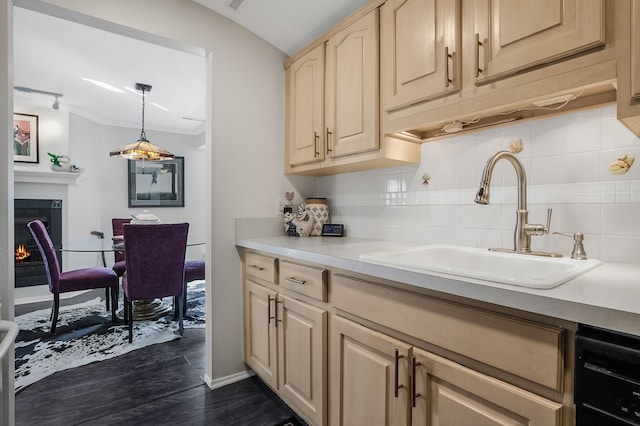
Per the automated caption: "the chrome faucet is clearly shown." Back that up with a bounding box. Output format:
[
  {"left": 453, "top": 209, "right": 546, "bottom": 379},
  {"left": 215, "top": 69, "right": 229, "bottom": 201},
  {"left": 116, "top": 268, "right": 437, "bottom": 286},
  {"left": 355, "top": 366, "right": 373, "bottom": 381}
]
[{"left": 475, "top": 150, "right": 561, "bottom": 257}]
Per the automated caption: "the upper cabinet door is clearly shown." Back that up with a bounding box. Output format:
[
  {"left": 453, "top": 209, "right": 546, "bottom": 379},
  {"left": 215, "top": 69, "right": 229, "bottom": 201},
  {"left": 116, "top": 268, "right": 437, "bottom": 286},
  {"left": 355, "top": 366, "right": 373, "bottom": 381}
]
[
  {"left": 325, "top": 10, "right": 380, "bottom": 159},
  {"left": 474, "top": 0, "right": 605, "bottom": 84},
  {"left": 288, "top": 44, "right": 325, "bottom": 166},
  {"left": 381, "top": 0, "right": 461, "bottom": 113}
]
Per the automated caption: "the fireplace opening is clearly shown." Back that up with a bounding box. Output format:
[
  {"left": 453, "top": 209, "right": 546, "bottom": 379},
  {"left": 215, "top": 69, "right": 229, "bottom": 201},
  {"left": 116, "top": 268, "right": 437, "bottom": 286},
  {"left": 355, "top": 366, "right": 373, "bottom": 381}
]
[{"left": 14, "top": 199, "right": 62, "bottom": 288}]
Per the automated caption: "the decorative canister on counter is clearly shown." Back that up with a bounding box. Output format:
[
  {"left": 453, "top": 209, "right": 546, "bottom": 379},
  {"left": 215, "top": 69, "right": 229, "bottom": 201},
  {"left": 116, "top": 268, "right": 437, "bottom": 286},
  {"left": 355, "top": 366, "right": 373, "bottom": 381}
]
[{"left": 306, "top": 198, "right": 329, "bottom": 236}]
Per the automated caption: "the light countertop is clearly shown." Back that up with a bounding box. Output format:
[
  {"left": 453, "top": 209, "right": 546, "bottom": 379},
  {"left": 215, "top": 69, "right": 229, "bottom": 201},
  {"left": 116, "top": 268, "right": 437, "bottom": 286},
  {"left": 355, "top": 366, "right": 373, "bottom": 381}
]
[{"left": 236, "top": 233, "right": 640, "bottom": 337}]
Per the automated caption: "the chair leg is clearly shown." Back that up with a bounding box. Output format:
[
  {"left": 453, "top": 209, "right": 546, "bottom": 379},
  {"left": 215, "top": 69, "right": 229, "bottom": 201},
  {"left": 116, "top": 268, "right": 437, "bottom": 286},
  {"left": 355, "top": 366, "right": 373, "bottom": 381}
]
[
  {"left": 174, "top": 280, "right": 188, "bottom": 319},
  {"left": 183, "top": 280, "right": 188, "bottom": 316},
  {"left": 50, "top": 293, "right": 60, "bottom": 335},
  {"left": 110, "top": 284, "right": 118, "bottom": 322},
  {"left": 105, "top": 288, "right": 110, "bottom": 311},
  {"left": 127, "top": 299, "right": 134, "bottom": 343},
  {"left": 178, "top": 293, "right": 184, "bottom": 337},
  {"left": 123, "top": 294, "right": 129, "bottom": 323}
]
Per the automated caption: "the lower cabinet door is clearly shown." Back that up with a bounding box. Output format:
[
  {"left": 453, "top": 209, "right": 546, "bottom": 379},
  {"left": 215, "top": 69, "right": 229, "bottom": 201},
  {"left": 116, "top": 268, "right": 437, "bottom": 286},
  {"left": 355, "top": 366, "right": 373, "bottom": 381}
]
[
  {"left": 277, "top": 294, "right": 327, "bottom": 425},
  {"left": 411, "top": 347, "right": 562, "bottom": 426},
  {"left": 244, "top": 280, "right": 278, "bottom": 388},
  {"left": 331, "top": 316, "right": 411, "bottom": 426}
]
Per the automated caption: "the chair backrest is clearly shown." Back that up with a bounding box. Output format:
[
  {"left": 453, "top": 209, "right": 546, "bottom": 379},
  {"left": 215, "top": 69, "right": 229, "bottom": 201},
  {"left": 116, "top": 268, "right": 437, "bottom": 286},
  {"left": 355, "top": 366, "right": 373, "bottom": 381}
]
[
  {"left": 27, "top": 219, "right": 61, "bottom": 293},
  {"left": 123, "top": 223, "right": 189, "bottom": 301},
  {"left": 112, "top": 218, "right": 132, "bottom": 263}
]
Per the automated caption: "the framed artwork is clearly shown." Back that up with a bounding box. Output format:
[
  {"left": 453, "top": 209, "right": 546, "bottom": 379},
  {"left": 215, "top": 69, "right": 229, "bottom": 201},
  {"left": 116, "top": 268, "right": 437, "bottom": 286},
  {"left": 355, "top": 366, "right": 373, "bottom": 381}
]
[
  {"left": 128, "top": 157, "right": 184, "bottom": 207},
  {"left": 13, "top": 113, "right": 39, "bottom": 163}
]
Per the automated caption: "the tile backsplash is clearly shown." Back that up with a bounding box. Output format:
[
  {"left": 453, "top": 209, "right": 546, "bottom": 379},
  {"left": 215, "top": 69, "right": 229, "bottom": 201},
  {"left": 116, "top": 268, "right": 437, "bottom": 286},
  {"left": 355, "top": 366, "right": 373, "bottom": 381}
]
[{"left": 316, "top": 104, "right": 640, "bottom": 265}]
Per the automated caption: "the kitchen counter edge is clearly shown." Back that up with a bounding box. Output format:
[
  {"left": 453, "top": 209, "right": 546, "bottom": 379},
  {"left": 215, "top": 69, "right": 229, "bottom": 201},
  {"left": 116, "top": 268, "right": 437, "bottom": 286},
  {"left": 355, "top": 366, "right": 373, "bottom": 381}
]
[{"left": 236, "top": 236, "right": 640, "bottom": 336}]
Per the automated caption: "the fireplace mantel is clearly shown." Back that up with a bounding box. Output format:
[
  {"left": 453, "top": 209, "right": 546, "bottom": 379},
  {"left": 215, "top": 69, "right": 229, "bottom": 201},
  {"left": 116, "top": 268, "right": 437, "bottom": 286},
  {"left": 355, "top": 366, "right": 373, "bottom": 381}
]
[{"left": 14, "top": 167, "right": 83, "bottom": 185}]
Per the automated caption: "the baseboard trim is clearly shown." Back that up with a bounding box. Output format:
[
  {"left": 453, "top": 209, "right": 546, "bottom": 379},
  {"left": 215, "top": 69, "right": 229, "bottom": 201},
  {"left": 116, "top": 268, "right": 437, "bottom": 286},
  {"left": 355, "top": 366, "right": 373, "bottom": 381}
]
[{"left": 204, "top": 369, "right": 255, "bottom": 390}]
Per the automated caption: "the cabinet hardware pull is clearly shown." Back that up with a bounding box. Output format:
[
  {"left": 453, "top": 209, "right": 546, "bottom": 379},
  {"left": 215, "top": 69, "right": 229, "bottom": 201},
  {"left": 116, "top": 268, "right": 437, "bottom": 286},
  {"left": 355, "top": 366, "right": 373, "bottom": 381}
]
[
  {"left": 444, "top": 47, "right": 453, "bottom": 88},
  {"left": 394, "top": 349, "right": 405, "bottom": 398},
  {"left": 326, "top": 128, "right": 333, "bottom": 155},
  {"left": 313, "top": 131, "right": 320, "bottom": 157},
  {"left": 284, "top": 276, "right": 306, "bottom": 285},
  {"left": 474, "top": 33, "right": 484, "bottom": 77},
  {"left": 411, "top": 357, "right": 422, "bottom": 407},
  {"left": 267, "top": 295, "right": 276, "bottom": 325},
  {"left": 276, "top": 300, "right": 283, "bottom": 326},
  {"left": 248, "top": 264, "right": 264, "bottom": 271}
]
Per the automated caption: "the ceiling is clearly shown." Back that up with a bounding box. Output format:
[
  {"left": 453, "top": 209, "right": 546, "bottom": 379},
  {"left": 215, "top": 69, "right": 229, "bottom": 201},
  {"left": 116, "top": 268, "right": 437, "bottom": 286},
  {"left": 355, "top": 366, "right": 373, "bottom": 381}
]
[{"left": 12, "top": 0, "right": 368, "bottom": 135}]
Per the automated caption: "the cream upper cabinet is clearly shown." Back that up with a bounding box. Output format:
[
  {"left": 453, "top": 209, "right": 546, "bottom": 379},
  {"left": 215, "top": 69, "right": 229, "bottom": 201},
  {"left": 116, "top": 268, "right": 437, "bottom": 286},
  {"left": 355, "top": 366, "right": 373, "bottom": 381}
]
[
  {"left": 325, "top": 9, "right": 380, "bottom": 158},
  {"left": 277, "top": 294, "right": 327, "bottom": 426},
  {"left": 411, "top": 348, "right": 562, "bottom": 426},
  {"left": 287, "top": 44, "right": 325, "bottom": 166},
  {"left": 331, "top": 316, "right": 411, "bottom": 426},
  {"left": 473, "top": 0, "right": 605, "bottom": 84},
  {"left": 381, "top": 0, "right": 461, "bottom": 112},
  {"left": 285, "top": 8, "right": 420, "bottom": 176}
]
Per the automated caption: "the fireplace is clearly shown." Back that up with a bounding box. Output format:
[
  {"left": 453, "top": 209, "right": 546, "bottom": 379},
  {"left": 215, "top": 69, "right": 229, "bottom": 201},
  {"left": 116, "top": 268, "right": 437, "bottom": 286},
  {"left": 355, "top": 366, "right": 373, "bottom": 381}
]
[{"left": 14, "top": 199, "right": 62, "bottom": 287}]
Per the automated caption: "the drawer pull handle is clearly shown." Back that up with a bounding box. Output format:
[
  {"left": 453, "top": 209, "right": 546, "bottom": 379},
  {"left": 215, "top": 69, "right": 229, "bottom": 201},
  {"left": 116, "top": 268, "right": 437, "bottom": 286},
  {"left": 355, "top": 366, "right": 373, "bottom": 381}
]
[
  {"left": 314, "top": 131, "right": 320, "bottom": 157},
  {"left": 394, "top": 349, "right": 404, "bottom": 398},
  {"left": 284, "top": 276, "right": 306, "bottom": 285},
  {"left": 412, "top": 357, "right": 422, "bottom": 407},
  {"left": 248, "top": 264, "right": 264, "bottom": 271}
]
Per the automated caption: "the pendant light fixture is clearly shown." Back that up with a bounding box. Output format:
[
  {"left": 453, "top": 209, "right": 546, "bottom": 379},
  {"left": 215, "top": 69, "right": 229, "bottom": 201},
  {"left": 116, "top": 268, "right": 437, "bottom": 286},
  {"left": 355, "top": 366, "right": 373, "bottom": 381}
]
[{"left": 109, "top": 83, "right": 175, "bottom": 161}]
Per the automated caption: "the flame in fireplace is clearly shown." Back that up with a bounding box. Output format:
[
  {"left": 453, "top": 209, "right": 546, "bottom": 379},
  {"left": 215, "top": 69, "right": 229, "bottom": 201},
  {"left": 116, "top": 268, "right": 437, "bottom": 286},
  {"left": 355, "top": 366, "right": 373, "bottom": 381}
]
[{"left": 15, "top": 244, "right": 31, "bottom": 263}]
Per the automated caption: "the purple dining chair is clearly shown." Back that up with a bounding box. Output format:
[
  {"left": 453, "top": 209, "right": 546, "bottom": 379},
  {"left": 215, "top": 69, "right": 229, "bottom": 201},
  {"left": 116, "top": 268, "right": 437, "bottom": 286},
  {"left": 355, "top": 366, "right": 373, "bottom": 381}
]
[
  {"left": 111, "top": 217, "right": 131, "bottom": 279},
  {"left": 175, "top": 259, "right": 205, "bottom": 317},
  {"left": 122, "top": 223, "right": 189, "bottom": 343},
  {"left": 27, "top": 219, "right": 119, "bottom": 335}
]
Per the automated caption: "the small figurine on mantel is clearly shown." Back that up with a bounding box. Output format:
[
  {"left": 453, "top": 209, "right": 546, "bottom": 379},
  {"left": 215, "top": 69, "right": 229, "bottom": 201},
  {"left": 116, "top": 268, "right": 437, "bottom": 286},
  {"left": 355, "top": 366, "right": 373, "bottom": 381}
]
[{"left": 48, "top": 152, "right": 84, "bottom": 173}]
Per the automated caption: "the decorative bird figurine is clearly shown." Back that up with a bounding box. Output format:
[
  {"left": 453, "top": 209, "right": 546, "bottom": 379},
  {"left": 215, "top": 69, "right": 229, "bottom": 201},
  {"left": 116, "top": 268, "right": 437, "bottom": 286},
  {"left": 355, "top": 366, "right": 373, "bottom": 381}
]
[{"left": 608, "top": 155, "right": 635, "bottom": 175}]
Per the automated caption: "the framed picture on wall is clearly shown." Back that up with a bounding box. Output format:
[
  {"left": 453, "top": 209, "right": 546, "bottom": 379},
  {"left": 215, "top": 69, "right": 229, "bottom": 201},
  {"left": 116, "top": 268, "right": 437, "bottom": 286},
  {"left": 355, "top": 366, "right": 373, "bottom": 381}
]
[
  {"left": 128, "top": 157, "right": 185, "bottom": 207},
  {"left": 13, "top": 113, "right": 39, "bottom": 163}
]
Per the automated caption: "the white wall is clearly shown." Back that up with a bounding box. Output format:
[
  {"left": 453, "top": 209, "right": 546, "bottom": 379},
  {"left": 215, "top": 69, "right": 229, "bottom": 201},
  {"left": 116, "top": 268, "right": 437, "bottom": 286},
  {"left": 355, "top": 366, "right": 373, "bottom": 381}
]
[
  {"left": 318, "top": 104, "right": 640, "bottom": 265},
  {"left": 24, "top": 0, "right": 295, "bottom": 385}
]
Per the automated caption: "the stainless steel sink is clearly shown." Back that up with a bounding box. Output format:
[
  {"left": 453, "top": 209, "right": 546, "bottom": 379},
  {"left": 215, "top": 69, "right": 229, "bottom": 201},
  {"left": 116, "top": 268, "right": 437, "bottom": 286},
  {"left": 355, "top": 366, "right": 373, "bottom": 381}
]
[{"left": 359, "top": 244, "right": 601, "bottom": 289}]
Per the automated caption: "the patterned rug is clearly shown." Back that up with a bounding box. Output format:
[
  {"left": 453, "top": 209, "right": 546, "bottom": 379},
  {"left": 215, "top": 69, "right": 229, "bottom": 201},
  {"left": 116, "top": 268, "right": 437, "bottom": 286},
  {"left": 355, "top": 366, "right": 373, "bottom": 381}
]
[{"left": 14, "top": 280, "right": 205, "bottom": 392}]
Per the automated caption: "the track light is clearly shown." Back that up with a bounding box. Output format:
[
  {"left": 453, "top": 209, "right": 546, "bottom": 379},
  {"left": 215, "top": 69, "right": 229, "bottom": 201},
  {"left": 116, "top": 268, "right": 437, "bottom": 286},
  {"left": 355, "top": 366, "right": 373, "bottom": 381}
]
[{"left": 14, "top": 86, "right": 63, "bottom": 110}]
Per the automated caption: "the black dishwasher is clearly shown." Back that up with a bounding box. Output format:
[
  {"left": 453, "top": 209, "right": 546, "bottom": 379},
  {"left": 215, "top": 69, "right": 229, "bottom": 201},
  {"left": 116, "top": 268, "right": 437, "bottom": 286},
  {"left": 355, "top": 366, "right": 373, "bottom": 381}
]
[{"left": 575, "top": 324, "right": 640, "bottom": 425}]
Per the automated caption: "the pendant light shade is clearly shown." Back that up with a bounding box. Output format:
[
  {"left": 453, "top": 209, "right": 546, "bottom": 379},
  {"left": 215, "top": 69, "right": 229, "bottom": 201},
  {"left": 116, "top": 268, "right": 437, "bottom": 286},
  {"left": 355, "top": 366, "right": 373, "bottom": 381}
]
[{"left": 110, "top": 83, "right": 175, "bottom": 161}]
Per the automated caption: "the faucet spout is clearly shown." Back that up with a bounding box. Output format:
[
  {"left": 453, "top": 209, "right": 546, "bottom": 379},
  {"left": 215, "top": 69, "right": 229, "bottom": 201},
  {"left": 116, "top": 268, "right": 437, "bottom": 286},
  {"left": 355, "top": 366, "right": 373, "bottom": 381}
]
[
  {"left": 475, "top": 150, "right": 527, "bottom": 210},
  {"left": 476, "top": 150, "right": 529, "bottom": 252}
]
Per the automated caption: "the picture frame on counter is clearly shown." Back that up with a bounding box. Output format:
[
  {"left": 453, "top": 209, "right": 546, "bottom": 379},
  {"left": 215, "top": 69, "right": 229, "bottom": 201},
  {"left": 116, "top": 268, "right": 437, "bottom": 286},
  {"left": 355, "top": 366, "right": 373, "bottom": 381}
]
[
  {"left": 13, "top": 113, "right": 39, "bottom": 163},
  {"left": 128, "top": 156, "right": 184, "bottom": 208}
]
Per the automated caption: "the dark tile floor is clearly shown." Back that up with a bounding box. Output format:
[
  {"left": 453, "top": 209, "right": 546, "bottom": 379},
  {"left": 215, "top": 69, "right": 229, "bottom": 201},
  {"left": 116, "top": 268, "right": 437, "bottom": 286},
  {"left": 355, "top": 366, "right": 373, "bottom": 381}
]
[{"left": 15, "top": 291, "right": 307, "bottom": 426}]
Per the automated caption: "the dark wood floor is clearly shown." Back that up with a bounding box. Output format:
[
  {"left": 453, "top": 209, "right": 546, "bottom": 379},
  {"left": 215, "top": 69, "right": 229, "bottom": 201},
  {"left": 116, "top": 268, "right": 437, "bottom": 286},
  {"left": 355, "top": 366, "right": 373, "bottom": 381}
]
[{"left": 15, "top": 291, "right": 307, "bottom": 426}]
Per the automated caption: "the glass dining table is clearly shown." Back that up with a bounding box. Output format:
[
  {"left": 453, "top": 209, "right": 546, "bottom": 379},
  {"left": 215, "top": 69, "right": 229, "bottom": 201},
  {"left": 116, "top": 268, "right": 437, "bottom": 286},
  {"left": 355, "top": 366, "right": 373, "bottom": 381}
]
[{"left": 59, "top": 236, "right": 204, "bottom": 320}]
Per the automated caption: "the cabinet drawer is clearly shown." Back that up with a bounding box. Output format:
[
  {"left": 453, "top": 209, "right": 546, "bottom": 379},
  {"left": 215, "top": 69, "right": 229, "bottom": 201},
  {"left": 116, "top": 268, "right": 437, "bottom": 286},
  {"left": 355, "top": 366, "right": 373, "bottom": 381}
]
[
  {"left": 333, "top": 274, "right": 564, "bottom": 391},
  {"left": 280, "top": 260, "right": 327, "bottom": 302},
  {"left": 245, "top": 252, "right": 277, "bottom": 283}
]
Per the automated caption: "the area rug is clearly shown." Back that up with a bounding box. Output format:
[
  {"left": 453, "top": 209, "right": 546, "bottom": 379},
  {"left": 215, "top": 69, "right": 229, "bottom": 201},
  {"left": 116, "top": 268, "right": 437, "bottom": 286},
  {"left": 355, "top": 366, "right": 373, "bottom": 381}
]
[{"left": 14, "top": 280, "right": 205, "bottom": 393}]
